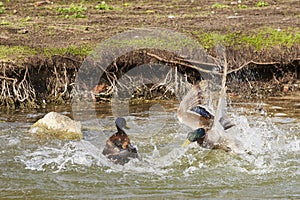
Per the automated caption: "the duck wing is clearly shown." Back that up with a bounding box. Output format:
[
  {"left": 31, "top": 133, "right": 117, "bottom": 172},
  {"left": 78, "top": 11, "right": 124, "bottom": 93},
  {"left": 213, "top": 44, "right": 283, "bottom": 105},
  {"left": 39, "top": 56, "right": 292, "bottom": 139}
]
[
  {"left": 189, "top": 106, "right": 213, "bottom": 119},
  {"left": 102, "top": 141, "right": 120, "bottom": 156},
  {"left": 219, "top": 117, "right": 235, "bottom": 130},
  {"left": 104, "top": 143, "right": 138, "bottom": 165},
  {"left": 177, "top": 82, "right": 214, "bottom": 129}
]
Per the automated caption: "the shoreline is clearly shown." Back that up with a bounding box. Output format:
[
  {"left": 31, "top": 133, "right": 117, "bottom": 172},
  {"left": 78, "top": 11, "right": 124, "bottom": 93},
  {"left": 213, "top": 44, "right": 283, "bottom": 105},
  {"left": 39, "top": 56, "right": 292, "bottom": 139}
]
[
  {"left": 0, "top": 48, "right": 299, "bottom": 109},
  {"left": 0, "top": 0, "right": 299, "bottom": 108}
]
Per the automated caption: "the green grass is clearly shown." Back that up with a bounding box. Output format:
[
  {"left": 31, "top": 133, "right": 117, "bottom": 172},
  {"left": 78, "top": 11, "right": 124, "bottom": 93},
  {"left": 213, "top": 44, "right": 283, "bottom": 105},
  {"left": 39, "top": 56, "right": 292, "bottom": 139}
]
[
  {"left": 255, "top": 1, "right": 269, "bottom": 7},
  {"left": 239, "top": 28, "right": 299, "bottom": 49},
  {"left": 42, "top": 45, "right": 93, "bottom": 57},
  {"left": 195, "top": 28, "right": 300, "bottom": 50},
  {"left": 211, "top": 3, "right": 230, "bottom": 9},
  {"left": 238, "top": 4, "right": 248, "bottom": 9},
  {"left": 0, "top": 45, "right": 92, "bottom": 61},
  {"left": 0, "top": 45, "right": 37, "bottom": 60},
  {"left": 0, "top": 20, "right": 10, "bottom": 25},
  {"left": 196, "top": 32, "right": 230, "bottom": 49},
  {"left": 57, "top": 3, "right": 87, "bottom": 18},
  {"left": 1, "top": 27, "right": 298, "bottom": 61},
  {"left": 103, "top": 30, "right": 200, "bottom": 52},
  {"left": 0, "top": 1, "right": 5, "bottom": 14},
  {"left": 20, "top": 16, "right": 31, "bottom": 22},
  {"left": 95, "top": 1, "right": 114, "bottom": 10}
]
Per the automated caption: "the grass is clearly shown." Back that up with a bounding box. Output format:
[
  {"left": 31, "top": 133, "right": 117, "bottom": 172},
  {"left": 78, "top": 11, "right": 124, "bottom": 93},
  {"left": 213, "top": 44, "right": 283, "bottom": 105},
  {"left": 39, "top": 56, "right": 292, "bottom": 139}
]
[
  {"left": 0, "top": 1, "right": 4, "bottom": 14},
  {"left": 0, "top": 20, "right": 10, "bottom": 25},
  {"left": 240, "top": 28, "right": 299, "bottom": 49},
  {"left": 255, "top": 1, "right": 269, "bottom": 7},
  {"left": 211, "top": 3, "right": 230, "bottom": 9},
  {"left": 194, "top": 28, "right": 300, "bottom": 50},
  {"left": 0, "top": 45, "right": 92, "bottom": 61},
  {"left": 194, "top": 32, "right": 227, "bottom": 49},
  {"left": 57, "top": 3, "right": 87, "bottom": 18},
  {"left": 95, "top": 1, "right": 114, "bottom": 11},
  {"left": 238, "top": 4, "right": 248, "bottom": 9},
  {"left": 42, "top": 45, "right": 92, "bottom": 57},
  {"left": 0, "top": 45, "right": 37, "bottom": 60},
  {"left": 20, "top": 16, "right": 31, "bottom": 22},
  {"left": 1, "top": 27, "right": 298, "bottom": 61},
  {"left": 0, "top": 1, "right": 298, "bottom": 61},
  {"left": 103, "top": 29, "right": 200, "bottom": 52},
  {"left": 210, "top": 1, "right": 271, "bottom": 10}
]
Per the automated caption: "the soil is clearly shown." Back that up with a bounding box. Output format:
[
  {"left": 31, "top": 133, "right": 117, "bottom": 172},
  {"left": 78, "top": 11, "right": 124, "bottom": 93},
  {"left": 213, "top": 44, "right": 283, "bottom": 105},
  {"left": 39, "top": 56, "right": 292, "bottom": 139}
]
[
  {"left": 1, "top": 0, "right": 299, "bottom": 50},
  {"left": 0, "top": 0, "right": 299, "bottom": 108}
]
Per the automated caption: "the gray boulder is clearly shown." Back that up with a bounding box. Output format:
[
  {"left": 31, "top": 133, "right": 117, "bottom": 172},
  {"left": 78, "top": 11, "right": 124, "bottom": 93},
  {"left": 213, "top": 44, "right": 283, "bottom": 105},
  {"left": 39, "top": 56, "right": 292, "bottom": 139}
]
[{"left": 29, "top": 112, "right": 82, "bottom": 140}]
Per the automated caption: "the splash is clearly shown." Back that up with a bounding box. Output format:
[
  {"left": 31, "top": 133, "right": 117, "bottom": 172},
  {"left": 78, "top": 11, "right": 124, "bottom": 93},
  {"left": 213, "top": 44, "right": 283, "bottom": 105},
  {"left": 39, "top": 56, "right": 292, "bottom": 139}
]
[{"left": 15, "top": 108, "right": 298, "bottom": 180}]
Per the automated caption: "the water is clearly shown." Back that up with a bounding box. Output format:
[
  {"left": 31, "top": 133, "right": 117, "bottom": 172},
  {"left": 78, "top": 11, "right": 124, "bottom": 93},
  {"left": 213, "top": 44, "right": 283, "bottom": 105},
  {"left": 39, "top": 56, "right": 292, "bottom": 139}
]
[{"left": 0, "top": 98, "right": 299, "bottom": 199}]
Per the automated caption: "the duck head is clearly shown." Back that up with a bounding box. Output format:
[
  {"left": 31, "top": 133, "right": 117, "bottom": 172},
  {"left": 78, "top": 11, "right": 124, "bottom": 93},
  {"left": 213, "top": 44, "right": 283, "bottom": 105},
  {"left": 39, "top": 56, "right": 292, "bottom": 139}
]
[
  {"left": 115, "top": 117, "right": 130, "bottom": 131},
  {"left": 182, "top": 128, "right": 206, "bottom": 147}
]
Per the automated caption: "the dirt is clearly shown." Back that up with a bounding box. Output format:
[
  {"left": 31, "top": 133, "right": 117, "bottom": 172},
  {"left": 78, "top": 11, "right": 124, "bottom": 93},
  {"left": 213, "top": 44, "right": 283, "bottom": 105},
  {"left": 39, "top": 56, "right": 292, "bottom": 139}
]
[
  {"left": 0, "top": 0, "right": 299, "bottom": 50},
  {"left": 0, "top": 0, "right": 299, "bottom": 108}
]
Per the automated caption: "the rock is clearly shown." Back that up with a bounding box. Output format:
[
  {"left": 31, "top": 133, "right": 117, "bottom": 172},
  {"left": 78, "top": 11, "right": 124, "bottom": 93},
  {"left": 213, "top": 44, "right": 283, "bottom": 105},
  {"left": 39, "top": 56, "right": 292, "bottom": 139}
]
[
  {"left": 29, "top": 112, "right": 82, "bottom": 140},
  {"left": 34, "top": 1, "right": 52, "bottom": 7},
  {"left": 17, "top": 29, "right": 29, "bottom": 34},
  {"left": 282, "top": 84, "right": 289, "bottom": 93},
  {"left": 0, "top": 35, "right": 9, "bottom": 40}
]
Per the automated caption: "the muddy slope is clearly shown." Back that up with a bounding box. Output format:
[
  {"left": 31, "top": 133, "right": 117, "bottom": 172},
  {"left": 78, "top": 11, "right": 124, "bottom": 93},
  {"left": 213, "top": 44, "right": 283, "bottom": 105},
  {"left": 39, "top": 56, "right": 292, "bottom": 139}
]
[
  {"left": 0, "top": 0, "right": 299, "bottom": 108},
  {"left": 0, "top": 48, "right": 299, "bottom": 108}
]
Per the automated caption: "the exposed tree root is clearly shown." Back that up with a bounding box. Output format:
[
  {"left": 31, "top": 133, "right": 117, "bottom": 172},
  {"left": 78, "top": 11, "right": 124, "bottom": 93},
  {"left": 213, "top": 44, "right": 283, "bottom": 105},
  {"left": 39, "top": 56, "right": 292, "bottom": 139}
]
[
  {"left": 0, "top": 55, "right": 81, "bottom": 109},
  {"left": 0, "top": 62, "right": 36, "bottom": 108},
  {"left": 0, "top": 48, "right": 299, "bottom": 109}
]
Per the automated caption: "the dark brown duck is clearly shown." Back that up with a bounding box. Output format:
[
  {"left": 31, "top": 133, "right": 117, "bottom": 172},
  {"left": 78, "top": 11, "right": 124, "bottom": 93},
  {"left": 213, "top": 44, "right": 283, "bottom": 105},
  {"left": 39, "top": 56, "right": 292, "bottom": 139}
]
[{"left": 102, "top": 117, "right": 138, "bottom": 165}]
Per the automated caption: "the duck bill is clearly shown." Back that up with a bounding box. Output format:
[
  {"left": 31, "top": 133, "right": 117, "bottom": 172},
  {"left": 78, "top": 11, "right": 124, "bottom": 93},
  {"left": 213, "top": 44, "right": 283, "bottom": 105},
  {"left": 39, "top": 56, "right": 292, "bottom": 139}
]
[
  {"left": 182, "top": 139, "right": 191, "bottom": 147},
  {"left": 125, "top": 125, "right": 130, "bottom": 129}
]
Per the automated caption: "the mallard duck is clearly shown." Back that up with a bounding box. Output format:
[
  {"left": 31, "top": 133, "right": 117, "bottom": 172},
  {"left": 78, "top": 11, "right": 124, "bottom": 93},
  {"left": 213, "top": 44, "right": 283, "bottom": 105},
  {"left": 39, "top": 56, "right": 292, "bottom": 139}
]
[
  {"left": 182, "top": 128, "right": 232, "bottom": 152},
  {"left": 177, "top": 81, "right": 234, "bottom": 132},
  {"left": 102, "top": 117, "right": 138, "bottom": 165},
  {"left": 178, "top": 81, "right": 234, "bottom": 151}
]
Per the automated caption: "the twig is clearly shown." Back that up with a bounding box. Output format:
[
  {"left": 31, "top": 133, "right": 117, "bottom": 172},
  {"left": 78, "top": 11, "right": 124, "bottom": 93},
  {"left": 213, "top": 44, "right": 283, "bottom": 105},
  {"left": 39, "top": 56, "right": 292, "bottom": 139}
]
[
  {"left": 228, "top": 60, "right": 281, "bottom": 74},
  {"left": 175, "top": 57, "right": 219, "bottom": 68},
  {"left": 0, "top": 76, "right": 15, "bottom": 81},
  {"left": 146, "top": 52, "right": 222, "bottom": 75}
]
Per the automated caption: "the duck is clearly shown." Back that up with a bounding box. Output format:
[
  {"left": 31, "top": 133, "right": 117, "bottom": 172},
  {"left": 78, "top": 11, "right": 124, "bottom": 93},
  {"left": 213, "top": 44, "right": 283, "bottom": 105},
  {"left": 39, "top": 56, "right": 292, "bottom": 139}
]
[
  {"left": 177, "top": 81, "right": 234, "bottom": 131},
  {"left": 178, "top": 81, "right": 234, "bottom": 151},
  {"left": 182, "top": 128, "right": 232, "bottom": 152},
  {"left": 102, "top": 117, "right": 138, "bottom": 165}
]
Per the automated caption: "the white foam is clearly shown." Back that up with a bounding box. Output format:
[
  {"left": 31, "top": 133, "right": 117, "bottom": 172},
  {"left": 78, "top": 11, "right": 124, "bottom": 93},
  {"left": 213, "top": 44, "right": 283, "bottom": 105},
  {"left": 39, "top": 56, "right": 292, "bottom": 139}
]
[{"left": 15, "top": 107, "right": 299, "bottom": 178}]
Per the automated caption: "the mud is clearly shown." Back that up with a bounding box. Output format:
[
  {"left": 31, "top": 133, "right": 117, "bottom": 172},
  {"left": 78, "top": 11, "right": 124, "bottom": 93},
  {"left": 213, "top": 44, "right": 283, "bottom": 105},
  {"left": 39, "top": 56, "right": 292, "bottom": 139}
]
[{"left": 0, "top": 0, "right": 299, "bottom": 108}]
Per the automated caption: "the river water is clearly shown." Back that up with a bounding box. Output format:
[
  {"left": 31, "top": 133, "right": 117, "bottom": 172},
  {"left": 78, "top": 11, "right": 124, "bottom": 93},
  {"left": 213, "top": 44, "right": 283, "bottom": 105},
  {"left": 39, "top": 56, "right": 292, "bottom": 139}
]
[{"left": 0, "top": 96, "right": 299, "bottom": 199}]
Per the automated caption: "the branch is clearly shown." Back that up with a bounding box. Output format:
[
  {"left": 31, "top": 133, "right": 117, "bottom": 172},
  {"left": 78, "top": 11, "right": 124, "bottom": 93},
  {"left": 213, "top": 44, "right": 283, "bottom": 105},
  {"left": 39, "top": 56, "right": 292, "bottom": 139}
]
[
  {"left": 146, "top": 52, "right": 222, "bottom": 75},
  {"left": 227, "top": 60, "right": 281, "bottom": 74}
]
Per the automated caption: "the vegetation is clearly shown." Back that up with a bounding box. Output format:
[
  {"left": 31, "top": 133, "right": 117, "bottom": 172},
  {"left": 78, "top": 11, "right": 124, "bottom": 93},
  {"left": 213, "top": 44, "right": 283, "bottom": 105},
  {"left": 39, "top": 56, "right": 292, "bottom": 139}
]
[
  {"left": 211, "top": 3, "right": 230, "bottom": 9},
  {"left": 42, "top": 45, "right": 92, "bottom": 57},
  {"left": 57, "top": 3, "right": 87, "bottom": 18},
  {"left": 255, "top": 1, "right": 269, "bottom": 7},
  {"left": 194, "top": 28, "right": 300, "bottom": 50},
  {"left": 0, "top": 45, "right": 37, "bottom": 60},
  {"left": 239, "top": 28, "right": 299, "bottom": 49},
  {"left": 1, "top": 27, "right": 298, "bottom": 61},
  {"left": 0, "top": 45, "right": 92, "bottom": 61},
  {"left": 95, "top": 1, "right": 114, "bottom": 11},
  {"left": 104, "top": 34, "right": 200, "bottom": 52},
  {"left": 0, "top": 20, "right": 10, "bottom": 25},
  {"left": 238, "top": 4, "right": 248, "bottom": 9},
  {"left": 0, "top": 1, "right": 4, "bottom": 14}
]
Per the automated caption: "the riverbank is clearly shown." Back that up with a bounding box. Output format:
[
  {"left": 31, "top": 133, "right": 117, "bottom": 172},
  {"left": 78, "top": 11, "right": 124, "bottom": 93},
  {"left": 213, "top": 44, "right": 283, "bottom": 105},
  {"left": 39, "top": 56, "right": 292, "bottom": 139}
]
[{"left": 0, "top": 0, "right": 299, "bottom": 108}]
